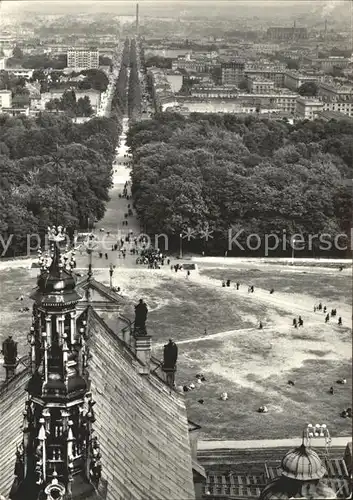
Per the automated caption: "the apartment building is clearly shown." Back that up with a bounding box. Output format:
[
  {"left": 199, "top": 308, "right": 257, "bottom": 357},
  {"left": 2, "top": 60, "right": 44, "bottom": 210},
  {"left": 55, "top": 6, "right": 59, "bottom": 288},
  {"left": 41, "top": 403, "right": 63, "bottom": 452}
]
[
  {"left": 148, "top": 67, "right": 177, "bottom": 112},
  {"left": 303, "top": 56, "right": 350, "bottom": 72},
  {"left": 0, "top": 33, "right": 14, "bottom": 50},
  {"left": 0, "top": 90, "right": 12, "bottom": 109},
  {"left": 191, "top": 86, "right": 239, "bottom": 99},
  {"left": 244, "top": 65, "right": 286, "bottom": 88},
  {"left": 221, "top": 61, "right": 245, "bottom": 85},
  {"left": 165, "top": 72, "right": 183, "bottom": 93},
  {"left": 321, "top": 100, "right": 353, "bottom": 116},
  {"left": 67, "top": 48, "right": 99, "bottom": 70},
  {"left": 318, "top": 82, "right": 353, "bottom": 101},
  {"left": 237, "top": 92, "right": 298, "bottom": 113},
  {"left": 252, "top": 44, "right": 280, "bottom": 55},
  {"left": 171, "top": 54, "right": 218, "bottom": 74},
  {"left": 247, "top": 77, "right": 275, "bottom": 94},
  {"left": 6, "top": 68, "right": 34, "bottom": 79},
  {"left": 284, "top": 71, "right": 322, "bottom": 91},
  {"left": 296, "top": 97, "right": 323, "bottom": 119}
]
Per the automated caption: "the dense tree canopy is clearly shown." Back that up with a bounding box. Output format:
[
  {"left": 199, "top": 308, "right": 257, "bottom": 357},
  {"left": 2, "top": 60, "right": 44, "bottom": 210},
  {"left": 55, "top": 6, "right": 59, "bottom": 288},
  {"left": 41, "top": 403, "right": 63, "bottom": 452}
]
[
  {"left": 0, "top": 112, "right": 122, "bottom": 256},
  {"left": 6, "top": 53, "right": 67, "bottom": 70},
  {"left": 127, "top": 113, "right": 352, "bottom": 257},
  {"left": 298, "top": 81, "right": 318, "bottom": 97}
]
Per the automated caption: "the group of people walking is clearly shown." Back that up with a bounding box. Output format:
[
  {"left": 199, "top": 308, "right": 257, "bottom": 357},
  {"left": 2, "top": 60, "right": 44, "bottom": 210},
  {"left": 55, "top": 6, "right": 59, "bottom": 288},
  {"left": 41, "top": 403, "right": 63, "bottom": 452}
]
[
  {"left": 292, "top": 316, "right": 304, "bottom": 328},
  {"left": 314, "top": 302, "right": 342, "bottom": 325}
]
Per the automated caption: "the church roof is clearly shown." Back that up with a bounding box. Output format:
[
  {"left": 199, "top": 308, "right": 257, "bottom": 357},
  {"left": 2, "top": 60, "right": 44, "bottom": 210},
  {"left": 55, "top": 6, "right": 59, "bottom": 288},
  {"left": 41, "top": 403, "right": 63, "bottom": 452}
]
[
  {"left": 0, "top": 304, "right": 196, "bottom": 500},
  {"left": 76, "top": 276, "right": 127, "bottom": 310},
  {"left": 0, "top": 368, "right": 30, "bottom": 496},
  {"left": 85, "top": 306, "right": 196, "bottom": 500}
]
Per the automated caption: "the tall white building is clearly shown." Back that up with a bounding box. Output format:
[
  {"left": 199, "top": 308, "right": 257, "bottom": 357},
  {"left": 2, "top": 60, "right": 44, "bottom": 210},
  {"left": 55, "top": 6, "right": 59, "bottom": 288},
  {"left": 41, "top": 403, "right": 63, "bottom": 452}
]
[
  {"left": 67, "top": 48, "right": 99, "bottom": 70},
  {"left": 0, "top": 90, "right": 12, "bottom": 109}
]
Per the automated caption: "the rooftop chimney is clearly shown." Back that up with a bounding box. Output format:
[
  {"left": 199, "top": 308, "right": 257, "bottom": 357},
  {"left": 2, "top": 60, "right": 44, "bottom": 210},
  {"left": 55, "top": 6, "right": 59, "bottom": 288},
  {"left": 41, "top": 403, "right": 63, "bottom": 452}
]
[{"left": 134, "top": 335, "right": 151, "bottom": 374}]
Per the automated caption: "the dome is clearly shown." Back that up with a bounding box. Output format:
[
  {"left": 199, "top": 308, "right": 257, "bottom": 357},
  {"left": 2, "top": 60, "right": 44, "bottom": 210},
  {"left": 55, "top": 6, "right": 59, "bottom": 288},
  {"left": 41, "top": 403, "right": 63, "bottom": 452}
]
[{"left": 281, "top": 444, "right": 326, "bottom": 480}]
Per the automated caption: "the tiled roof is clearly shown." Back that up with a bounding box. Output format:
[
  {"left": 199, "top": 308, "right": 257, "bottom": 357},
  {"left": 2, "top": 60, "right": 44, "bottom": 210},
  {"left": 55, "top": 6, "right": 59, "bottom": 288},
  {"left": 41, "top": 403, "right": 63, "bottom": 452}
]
[
  {"left": 86, "top": 307, "right": 196, "bottom": 500},
  {"left": 0, "top": 369, "right": 30, "bottom": 496}
]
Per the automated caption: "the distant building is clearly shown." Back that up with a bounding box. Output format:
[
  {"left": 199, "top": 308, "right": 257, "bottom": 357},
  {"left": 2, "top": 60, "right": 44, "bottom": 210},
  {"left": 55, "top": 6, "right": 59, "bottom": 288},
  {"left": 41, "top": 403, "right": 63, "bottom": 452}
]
[
  {"left": 244, "top": 65, "right": 286, "bottom": 88},
  {"left": 221, "top": 61, "right": 245, "bottom": 85},
  {"left": 317, "top": 110, "right": 353, "bottom": 121},
  {"left": 0, "top": 90, "right": 12, "bottom": 109},
  {"left": 165, "top": 71, "right": 183, "bottom": 93},
  {"left": 322, "top": 100, "right": 353, "bottom": 117},
  {"left": 303, "top": 56, "right": 350, "bottom": 72},
  {"left": 296, "top": 96, "right": 323, "bottom": 119},
  {"left": 0, "top": 33, "right": 14, "bottom": 50},
  {"left": 5, "top": 68, "right": 34, "bottom": 80},
  {"left": 178, "top": 89, "right": 298, "bottom": 115},
  {"left": 191, "top": 86, "right": 239, "bottom": 99},
  {"left": 171, "top": 53, "right": 218, "bottom": 74},
  {"left": 284, "top": 71, "right": 322, "bottom": 91},
  {"left": 67, "top": 48, "right": 99, "bottom": 70},
  {"left": 247, "top": 77, "right": 275, "bottom": 94},
  {"left": 148, "top": 67, "right": 177, "bottom": 112},
  {"left": 238, "top": 91, "right": 298, "bottom": 113},
  {"left": 0, "top": 106, "right": 30, "bottom": 117},
  {"left": 252, "top": 44, "right": 280, "bottom": 55},
  {"left": 267, "top": 27, "right": 308, "bottom": 41},
  {"left": 318, "top": 82, "right": 353, "bottom": 101}
]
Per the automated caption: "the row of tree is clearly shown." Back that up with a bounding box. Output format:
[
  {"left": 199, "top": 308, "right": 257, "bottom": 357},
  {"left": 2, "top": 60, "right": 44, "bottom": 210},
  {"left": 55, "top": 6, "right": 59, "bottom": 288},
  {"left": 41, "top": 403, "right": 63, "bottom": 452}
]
[
  {"left": 127, "top": 113, "right": 352, "bottom": 256},
  {"left": 111, "top": 39, "right": 130, "bottom": 116},
  {"left": 128, "top": 39, "right": 142, "bottom": 121},
  {"left": 0, "top": 112, "right": 122, "bottom": 256}
]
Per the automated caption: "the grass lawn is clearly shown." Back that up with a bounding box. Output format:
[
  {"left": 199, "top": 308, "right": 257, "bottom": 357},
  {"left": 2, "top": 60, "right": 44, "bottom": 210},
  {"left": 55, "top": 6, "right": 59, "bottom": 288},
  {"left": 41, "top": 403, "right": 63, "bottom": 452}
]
[
  {"left": 0, "top": 268, "right": 35, "bottom": 359},
  {"left": 173, "top": 334, "right": 352, "bottom": 440},
  {"left": 201, "top": 267, "right": 352, "bottom": 305},
  {"left": 1, "top": 264, "right": 351, "bottom": 441},
  {"left": 128, "top": 277, "right": 273, "bottom": 344}
]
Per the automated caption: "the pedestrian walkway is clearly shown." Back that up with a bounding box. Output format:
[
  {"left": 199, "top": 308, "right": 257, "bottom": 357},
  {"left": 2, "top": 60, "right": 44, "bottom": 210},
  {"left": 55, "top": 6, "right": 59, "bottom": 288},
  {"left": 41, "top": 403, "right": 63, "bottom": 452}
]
[
  {"left": 198, "top": 436, "right": 351, "bottom": 450},
  {"left": 75, "top": 117, "right": 142, "bottom": 272}
]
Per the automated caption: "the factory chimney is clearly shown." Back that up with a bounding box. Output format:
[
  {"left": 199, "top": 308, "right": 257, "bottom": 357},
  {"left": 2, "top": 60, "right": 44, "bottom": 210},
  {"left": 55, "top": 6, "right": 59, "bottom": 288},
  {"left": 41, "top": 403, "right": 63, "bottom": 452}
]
[{"left": 136, "top": 3, "right": 139, "bottom": 36}]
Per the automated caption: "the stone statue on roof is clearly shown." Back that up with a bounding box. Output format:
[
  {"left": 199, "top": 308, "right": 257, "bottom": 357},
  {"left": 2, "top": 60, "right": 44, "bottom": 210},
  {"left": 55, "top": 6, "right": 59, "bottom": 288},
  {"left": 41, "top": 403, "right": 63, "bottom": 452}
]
[
  {"left": 1, "top": 336, "right": 18, "bottom": 366},
  {"left": 163, "top": 339, "right": 178, "bottom": 371},
  {"left": 134, "top": 299, "right": 148, "bottom": 334}
]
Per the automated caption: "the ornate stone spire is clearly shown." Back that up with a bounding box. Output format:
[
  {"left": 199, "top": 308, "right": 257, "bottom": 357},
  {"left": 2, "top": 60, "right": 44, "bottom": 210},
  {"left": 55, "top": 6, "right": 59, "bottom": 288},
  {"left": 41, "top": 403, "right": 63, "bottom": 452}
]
[{"left": 10, "top": 226, "right": 102, "bottom": 500}]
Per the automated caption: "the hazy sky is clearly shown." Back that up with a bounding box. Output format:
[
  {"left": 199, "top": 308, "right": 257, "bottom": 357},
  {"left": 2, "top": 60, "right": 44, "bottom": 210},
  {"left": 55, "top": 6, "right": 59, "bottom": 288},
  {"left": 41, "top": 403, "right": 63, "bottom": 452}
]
[{"left": 0, "top": 0, "right": 350, "bottom": 21}]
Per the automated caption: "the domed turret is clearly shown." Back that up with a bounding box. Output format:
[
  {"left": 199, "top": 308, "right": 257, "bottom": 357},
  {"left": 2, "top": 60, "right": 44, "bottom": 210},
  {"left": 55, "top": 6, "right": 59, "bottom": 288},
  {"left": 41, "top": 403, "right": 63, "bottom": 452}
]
[
  {"left": 281, "top": 443, "right": 326, "bottom": 481},
  {"left": 259, "top": 443, "right": 337, "bottom": 500},
  {"left": 30, "top": 226, "right": 81, "bottom": 306}
]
